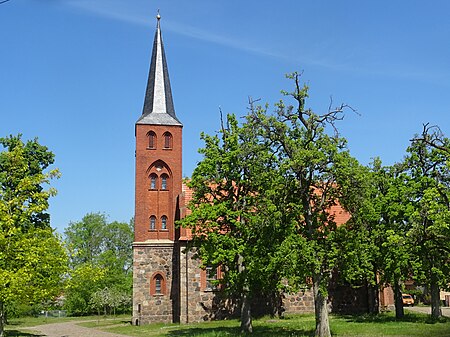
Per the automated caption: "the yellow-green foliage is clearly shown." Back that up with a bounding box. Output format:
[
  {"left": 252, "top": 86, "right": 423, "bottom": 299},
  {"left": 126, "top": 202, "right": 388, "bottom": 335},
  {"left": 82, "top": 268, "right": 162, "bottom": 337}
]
[{"left": 0, "top": 135, "right": 67, "bottom": 336}]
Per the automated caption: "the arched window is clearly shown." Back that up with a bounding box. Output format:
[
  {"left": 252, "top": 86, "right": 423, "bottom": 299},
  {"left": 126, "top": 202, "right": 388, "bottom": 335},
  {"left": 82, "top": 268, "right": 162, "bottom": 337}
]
[
  {"left": 161, "top": 174, "right": 168, "bottom": 190},
  {"left": 155, "top": 274, "right": 162, "bottom": 294},
  {"left": 161, "top": 215, "right": 167, "bottom": 230},
  {"left": 150, "top": 216, "right": 156, "bottom": 230},
  {"left": 150, "top": 174, "right": 157, "bottom": 190},
  {"left": 150, "top": 273, "right": 166, "bottom": 295},
  {"left": 163, "top": 132, "right": 172, "bottom": 149},
  {"left": 148, "top": 131, "right": 156, "bottom": 149}
]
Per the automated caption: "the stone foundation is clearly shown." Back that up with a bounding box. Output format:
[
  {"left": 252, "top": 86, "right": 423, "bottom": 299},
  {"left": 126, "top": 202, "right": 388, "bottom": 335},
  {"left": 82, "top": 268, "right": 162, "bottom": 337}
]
[
  {"left": 133, "top": 240, "right": 318, "bottom": 325},
  {"left": 179, "top": 243, "right": 218, "bottom": 322},
  {"left": 132, "top": 240, "right": 179, "bottom": 325}
]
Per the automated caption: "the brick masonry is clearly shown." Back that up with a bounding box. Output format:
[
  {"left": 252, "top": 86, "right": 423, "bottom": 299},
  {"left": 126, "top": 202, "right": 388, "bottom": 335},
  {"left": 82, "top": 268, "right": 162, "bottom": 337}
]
[{"left": 134, "top": 124, "right": 182, "bottom": 243}]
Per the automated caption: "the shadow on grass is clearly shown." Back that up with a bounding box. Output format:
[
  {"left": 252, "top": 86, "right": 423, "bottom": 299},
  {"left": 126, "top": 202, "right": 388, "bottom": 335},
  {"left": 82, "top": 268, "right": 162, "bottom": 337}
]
[
  {"left": 5, "top": 330, "right": 44, "bottom": 337},
  {"left": 336, "top": 312, "right": 450, "bottom": 324},
  {"left": 167, "top": 326, "right": 316, "bottom": 337}
]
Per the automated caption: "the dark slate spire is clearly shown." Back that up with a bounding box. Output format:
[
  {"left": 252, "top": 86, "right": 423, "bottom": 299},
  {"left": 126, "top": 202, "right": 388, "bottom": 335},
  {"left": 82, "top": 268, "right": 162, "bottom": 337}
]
[{"left": 137, "top": 13, "right": 182, "bottom": 126}]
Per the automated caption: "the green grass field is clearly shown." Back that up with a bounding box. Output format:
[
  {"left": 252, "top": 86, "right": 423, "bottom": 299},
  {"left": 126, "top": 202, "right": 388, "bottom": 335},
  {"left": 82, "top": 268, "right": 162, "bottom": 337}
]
[{"left": 6, "top": 312, "right": 450, "bottom": 337}]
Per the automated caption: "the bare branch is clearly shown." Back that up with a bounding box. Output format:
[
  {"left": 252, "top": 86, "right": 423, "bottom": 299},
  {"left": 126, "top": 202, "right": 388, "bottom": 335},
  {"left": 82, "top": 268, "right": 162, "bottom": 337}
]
[
  {"left": 412, "top": 123, "right": 450, "bottom": 154},
  {"left": 218, "top": 106, "right": 227, "bottom": 137}
]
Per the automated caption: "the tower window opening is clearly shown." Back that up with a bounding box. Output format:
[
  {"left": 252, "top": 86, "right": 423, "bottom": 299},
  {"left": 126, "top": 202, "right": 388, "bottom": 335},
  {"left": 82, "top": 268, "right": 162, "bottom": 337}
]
[
  {"left": 150, "top": 216, "right": 156, "bottom": 230},
  {"left": 148, "top": 131, "right": 156, "bottom": 149},
  {"left": 163, "top": 132, "right": 172, "bottom": 149},
  {"left": 161, "top": 215, "right": 167, "bottom": 230},
  {"left": 161, "top": 175, "right": 168, "bottom": 190},
  {"left": 150, "top": 174, "right": 157, "bottom": 190}
]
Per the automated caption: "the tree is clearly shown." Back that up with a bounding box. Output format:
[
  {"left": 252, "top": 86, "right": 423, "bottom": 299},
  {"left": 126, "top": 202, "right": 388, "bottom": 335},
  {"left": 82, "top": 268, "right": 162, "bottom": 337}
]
[
  {"left": 181, "top": 113, "right": 282, "bottom": 333},
  {"left": 0, "top": 135, "right": 67, "bottom": 337},
  {"left": 402, "top": 124, "right": 450, "bottom": 318},
  {"left": 64, "top": 264, "right": 107, "bottom": 316},
  {"left": 339, "top": 159, "right": 413, "bottom": 318},
  {"left": 377, "top": 165, "right": 415, "bottom": 319},
  {"left": 64, "top": 213, "right": 133, "bottom": 315},
  {"left": 65, "top": 213, "right": 107, "bottom": 267},
  {"left": 248, "top": 73, "right": 358, "bottom": 337}
]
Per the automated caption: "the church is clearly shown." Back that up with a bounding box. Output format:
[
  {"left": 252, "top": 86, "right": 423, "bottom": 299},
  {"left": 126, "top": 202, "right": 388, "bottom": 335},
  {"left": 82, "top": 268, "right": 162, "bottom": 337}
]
[{"left": 131, "top": 15, "right": 385, "bottom": 325}]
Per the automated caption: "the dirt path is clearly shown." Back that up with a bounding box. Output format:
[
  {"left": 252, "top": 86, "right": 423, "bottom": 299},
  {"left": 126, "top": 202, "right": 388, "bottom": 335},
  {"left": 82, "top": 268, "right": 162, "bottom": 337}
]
[{"left": 22, "top": 320, "right": 132, "bottom": 337}]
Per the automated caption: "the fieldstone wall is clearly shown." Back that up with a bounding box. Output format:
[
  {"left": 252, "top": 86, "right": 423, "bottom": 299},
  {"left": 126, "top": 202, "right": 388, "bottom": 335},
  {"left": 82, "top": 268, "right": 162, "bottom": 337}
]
[
  {"left": 179, "top": 243, "right": 314, "bottom": 321},
  {"left": 284, "top": 289, "right": 315, "bottom": 314},
  {"left": 179, "top": 243, "right": 220, "bottom": 322},
  {"left": 133, "top": 240, "right": 321, "bottom": 325},
  {"left": 132, "top": 241, "right": 178, "bottom": 325}
]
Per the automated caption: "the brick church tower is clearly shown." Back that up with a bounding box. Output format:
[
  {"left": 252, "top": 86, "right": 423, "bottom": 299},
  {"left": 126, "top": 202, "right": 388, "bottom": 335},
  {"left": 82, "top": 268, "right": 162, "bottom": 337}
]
[{"left": 132, "top": 14, "right": 183, "bottom": 325}]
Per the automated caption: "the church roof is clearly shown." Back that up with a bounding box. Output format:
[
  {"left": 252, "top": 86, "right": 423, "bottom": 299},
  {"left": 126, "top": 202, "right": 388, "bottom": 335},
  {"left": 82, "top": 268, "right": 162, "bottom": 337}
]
[{"left": 137, "top": 14, "right": 182, "bottom": 126}]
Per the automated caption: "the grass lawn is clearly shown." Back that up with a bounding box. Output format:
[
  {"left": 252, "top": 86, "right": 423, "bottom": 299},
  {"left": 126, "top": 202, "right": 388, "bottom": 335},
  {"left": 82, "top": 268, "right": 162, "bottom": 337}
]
[
  {"left": 5, "top": 312, "right": 450, "bottom": 337},
  {"left": 6, "top": 314, "right": 130, "bottom": 327},
  {"left": 104, "top": 312, "right": 450, "bottom": 337}
]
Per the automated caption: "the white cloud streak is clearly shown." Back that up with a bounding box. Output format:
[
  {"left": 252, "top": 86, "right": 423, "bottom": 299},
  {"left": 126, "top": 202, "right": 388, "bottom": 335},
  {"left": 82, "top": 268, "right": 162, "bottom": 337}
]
[
  {"left": 66, "top": 1, "right": 291, "bottom": 61},
  {"left": 65, "top": 1, "right": 445, "bottom": 83}
]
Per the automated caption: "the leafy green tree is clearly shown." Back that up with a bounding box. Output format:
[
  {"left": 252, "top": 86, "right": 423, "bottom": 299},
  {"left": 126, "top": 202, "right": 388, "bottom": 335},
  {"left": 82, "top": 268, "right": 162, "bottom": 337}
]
[
  {"left": 339, "top": 159, "right": 413, "bottom": 318},
  {"left": 377, "top": 166, "right": 415, "bottom": 318},
  {"left": 0, "top": 135, "right": 67, "bottom": 337},
  {"left": 64, "top": 264, "right": 107, "bottom": 316},
  {"left": 402, "top": 124, "right": 450, "bottom": 318},
  {"left": 65, "top": 213, "right": 106, "bottom": 266},
  {"left": 248, "top": 73, "right": 359, "bottom": 337},
  {"left": 64, "top": 213, "right": 133, "bottom": 315},
  {"left": 181, "top": 113, "right": 282, "bottom": 333}
]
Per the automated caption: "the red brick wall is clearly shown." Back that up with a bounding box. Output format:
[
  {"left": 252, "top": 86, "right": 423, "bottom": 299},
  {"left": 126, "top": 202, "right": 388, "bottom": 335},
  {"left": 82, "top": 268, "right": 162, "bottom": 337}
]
[{"left": 135, "top": 124, "right": 183, "bottom": 242}]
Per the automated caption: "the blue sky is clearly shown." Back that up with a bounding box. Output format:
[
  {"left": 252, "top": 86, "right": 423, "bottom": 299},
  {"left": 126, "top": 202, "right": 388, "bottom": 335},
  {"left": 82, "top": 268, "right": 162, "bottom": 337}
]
[{"left": 1, "top": 0, "right": 450, "bottom": 232}]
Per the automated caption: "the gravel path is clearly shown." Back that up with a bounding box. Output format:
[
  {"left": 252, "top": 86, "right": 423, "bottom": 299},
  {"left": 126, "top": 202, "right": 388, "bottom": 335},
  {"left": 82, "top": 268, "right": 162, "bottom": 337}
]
[
  {"left": 405, "top": 306, "right": 450, "bottom": 317},
  {"left": 22, "top": 320, "right": 132, "bottom": 337}
]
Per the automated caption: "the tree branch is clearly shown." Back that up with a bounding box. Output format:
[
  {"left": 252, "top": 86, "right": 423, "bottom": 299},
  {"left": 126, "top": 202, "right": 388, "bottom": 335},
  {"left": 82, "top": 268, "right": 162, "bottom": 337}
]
[{"left": 412, "top": 123, "right": 450, "bottom": 154}]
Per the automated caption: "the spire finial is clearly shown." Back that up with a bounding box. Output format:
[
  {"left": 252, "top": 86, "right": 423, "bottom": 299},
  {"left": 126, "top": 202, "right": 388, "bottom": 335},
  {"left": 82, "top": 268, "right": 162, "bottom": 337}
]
[{"left": 156, "top": 9, "right": 161, "bottom": 21}]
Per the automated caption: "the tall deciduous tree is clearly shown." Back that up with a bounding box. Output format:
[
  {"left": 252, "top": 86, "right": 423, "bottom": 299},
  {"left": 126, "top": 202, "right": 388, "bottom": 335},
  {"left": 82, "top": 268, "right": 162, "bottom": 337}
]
[
  {"left": 0, "top": 135, "right": 67, "bottom": 337},
  {"left": 403, "top": 124, "right": 450, "bottom": 318},
  {"left": 248, "top": 73, "right": 358, "bottom": 337},
  {"left": 339, "top": 159, "right": 413, "bottom": 318},
  {"left": 181, "top": 113, "right": 281, "bottom": 333}
]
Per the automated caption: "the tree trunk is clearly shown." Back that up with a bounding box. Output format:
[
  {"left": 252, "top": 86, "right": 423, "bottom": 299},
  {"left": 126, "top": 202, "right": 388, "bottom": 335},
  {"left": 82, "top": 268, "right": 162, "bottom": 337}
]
[
  {"left": 393, "top": 278, "right": 404, "bottom": 319},
  {"left": 313, "top": 274, "right": 331, "bottom": 337},
  {"left": 240, "top": 292, "right": 253, "bottom": 333},
  {"left": 0, "top": 301, "right": 4, "bottom": 337},
  {"left": 238, "top": 254, "right": 252, "bottom": 333},
  {"left": 430, "top": 275, "right": 442, "bottom": 319},
  {"left": 367, "top": 274, "right": 379, "bottom": 314}
]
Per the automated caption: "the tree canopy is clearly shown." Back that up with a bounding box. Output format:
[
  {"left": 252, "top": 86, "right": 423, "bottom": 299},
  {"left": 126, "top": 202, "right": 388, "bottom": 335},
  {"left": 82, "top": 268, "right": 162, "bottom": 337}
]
[
  {"left": 64, "top": 213, "right": 133, "bottom": 315},
  {"left": 0, "top": 135, "right": 67, "bottom": 337},
  {"left": 181, "top": 112, "right": 283, "bottom": 332},
  {"left": 182, "top": 73, "right": 362, "bottom": 337}
]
